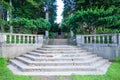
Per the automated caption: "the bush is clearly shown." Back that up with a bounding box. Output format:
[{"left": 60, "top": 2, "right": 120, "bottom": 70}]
[
  {"left": 49, "top": 32, "right": 55, "bottom": 39},
  {"left": 64, "top": 33, "right": 71, "bottom": 39}
]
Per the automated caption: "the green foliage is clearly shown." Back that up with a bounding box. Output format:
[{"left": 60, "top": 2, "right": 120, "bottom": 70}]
[
  {"left": 49, "top": 32, "right": 55, "bottom": 39},
  {"left": 34, "top": 18, "right": 51, "bottom": 30},
  {"left": 97, "top": 28, "right": 120, "bottom": 34},
  {"left": 50, "top": 23, "right": 59, "bottom": 32},
  {"left": 72, "top": 58, "right": 120, "bottom": 80},
  {"left": 12, "top": 18, "right": 51, "bottom": 33},
  {"left": 63, "top": 7, "right": 120, "bottom": 34},
  {"left": 0, "top": 0, "right": 12, "bottom": 10},
  {"left": 62, "top": 0, "right": 120, "bottom": 33},
  {"left": 64, "top": 33, "right": 71, "bottom": 39},
  {"left": 0, "top": 19, "right": 9, "bottom": 26}
]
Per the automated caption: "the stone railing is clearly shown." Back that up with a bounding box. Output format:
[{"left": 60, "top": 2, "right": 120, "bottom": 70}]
[
  {"left": 0, "top": 33, "right": 43, "bottom": 45},
  {"left": 76, "top": 34, "right": 120, "bottom": 60},
  {"left": 76, "top": 34, "right": 119, "bottom": 46},
  {"left": 0, "top": 33, "right": 43, "bottom": 58}
]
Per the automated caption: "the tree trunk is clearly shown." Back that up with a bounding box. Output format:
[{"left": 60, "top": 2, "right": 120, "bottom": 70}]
[
  {"left": 9, "top": 0, "right": 13, "bottom": 33},
  {"left": 0, "top": 5, "right": 4, "bottom": 32}
]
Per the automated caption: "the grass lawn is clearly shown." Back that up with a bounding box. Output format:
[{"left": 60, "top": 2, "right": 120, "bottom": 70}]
[
  {"left": 71, "top": 58, "right": 120, "bottom": 80},
  {"left": 0, "top": 57, "right": 38, "bottom": 80}
]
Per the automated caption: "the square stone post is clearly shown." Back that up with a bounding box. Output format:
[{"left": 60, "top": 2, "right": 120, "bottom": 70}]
[
  {"left": 112, "top": 34, "right": 118, "bottom": 45},
  {"left": 118, "top": 34, "right": 120, "bottom": 46},
  {"left": 0, "top": 34, "right": 6, "bottom": 46},
  {"left": 45, "top": 30, "right": 49, "bottom": 38},
  {"left": 76, "top": 35, "right": 84, "bottom": 46},
  {"left": 36, "top": 35, "right": 43, "bottom": 45},
  {"left": 70, "top": 30, "right": 74, "bottom": 37},
  {"left": 0, "top": 34, "right": 6, "bottom": 57}
]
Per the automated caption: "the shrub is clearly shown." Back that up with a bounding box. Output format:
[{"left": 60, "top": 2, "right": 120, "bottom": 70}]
[{"left": 49, "top": 32, "right": 55, "bottom": 39}]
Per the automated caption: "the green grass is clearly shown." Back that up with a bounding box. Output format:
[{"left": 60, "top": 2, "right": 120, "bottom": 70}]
[
  {"left": 0, "top": 57, "right": 38, "bottom": 80},
  {"left": 71, "top": 58, "right": 120, "bottom": 80}
]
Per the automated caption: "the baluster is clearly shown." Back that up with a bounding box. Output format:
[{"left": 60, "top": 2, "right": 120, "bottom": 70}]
[
  {"left": 90, "top": 36, "right": 93, "bottom": 43},
  {"left": 102, "top": 36, "right": 105, "bottom": 44},
  {"left": 107, "top": 35, "right": 110, "bottom": 44},
  {"left": 94, "top": 35, "right": 96, "bottom": 44},
  {"left": 18, "top": 35, "right": 21, "bottom": 44},
  {"left": 14, "top": 35, "right": 16, "bottom": 44},
  {"left": 31, "top": 36, "right": 33, "bottom": 44},
  {"left": 27, "top": 36, "right": 29, "bottom": 44},
  {"left": 98, "top": 36, "right": 100, "bottom": 44},
  {"left": 9, "top": 34, "right": 12, "bottom": 44},
  {"left": 23, "top": 35, "right": 25, "bottom": 44},
  {"left": 86, "top": 36, "right": 89, "bottom": 44}
]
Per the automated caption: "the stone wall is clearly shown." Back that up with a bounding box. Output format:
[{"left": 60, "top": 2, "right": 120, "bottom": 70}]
[
  {"left": 0, "top": 44, "right": 42, "bottom": 58},
  {"left": 80, "top": 45, "right": 120, "bottom": 60}
]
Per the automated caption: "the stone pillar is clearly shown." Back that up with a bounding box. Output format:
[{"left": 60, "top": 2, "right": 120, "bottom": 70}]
[
  {"left": 36, "top": 35, "right": 43, "bottom": 45},
  {"left": 112, "top": 34, "right": 118, "bottom": 45},
  {"left": 45, "top": 11, "right": 49, "bottom": 38},
  {"left": 70, "top": 30, "right": 74, "bottom": 37},
  {"left": 0, "top": 34, "right": 6, "bottom": 57},
  {"left": 118, "top": 34, "right": 120, "bottom": 45},
  {"left": 45, "top": 30, "right": 49, "bottom": 38},
  {"left": 0, "top": 34, "right": 6, "bottom": 46},
  {"left": 76, "top": 35, "right": 84, "bottom": 46},
  {"left": 45, "top": 12, "right": 49, "bottom": 21}
]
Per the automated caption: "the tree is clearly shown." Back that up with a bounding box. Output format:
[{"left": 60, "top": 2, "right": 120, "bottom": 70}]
[
  {"left": 64, "top": 7, "right": 120, "bottom": 34},
  {"left": 12, "top": 18, "right": 51, "bottom": 34},
  {"left": 62, "top": 0, "right": 76, "bottom": 18}
]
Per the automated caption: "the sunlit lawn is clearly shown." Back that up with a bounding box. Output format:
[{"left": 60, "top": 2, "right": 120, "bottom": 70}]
[{"left": 0, "top": 57, "right": 38, "bottom": 80}]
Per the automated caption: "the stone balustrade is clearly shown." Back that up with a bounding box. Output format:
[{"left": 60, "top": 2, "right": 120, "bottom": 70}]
[
  {"left": 76, "top": 34, "right": 120, "bottom": 60},
  {"left": 0, "top": 33, "right": 43, "bottom": 45},
  {"left": 76, "top": 34, "right": 118, "bottom": 46},
  {"left": 0, "top": 33, "right": 43, "bottom": 58}
]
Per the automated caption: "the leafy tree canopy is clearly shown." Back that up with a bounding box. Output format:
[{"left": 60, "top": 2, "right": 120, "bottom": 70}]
[{"left": 64, "top": 7, "right": 120, "bottom": 34}]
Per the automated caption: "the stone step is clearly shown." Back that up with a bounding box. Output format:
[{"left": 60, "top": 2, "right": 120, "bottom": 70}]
[
  {"left": 33, "top": 49, "right": 86, "bottom": 53},
  {"left": 45, "top": 45, "right": 77, "bottom": 48},
  {"left": 22, "top": 54, "right": 98, "bottom": 61},
  {"left": 8, "top": 64, "right": 108, "bottom": 75},
  {"left": 26, "top": 52, "right": 96, "bottom": 58},
  {"left": 38, "top": 48, "right": 82, "bottom": 50},
  {"left": 15, "top": 57, "right": 105, "bottom": 66},
  {"left": 8, "top": 44, "right": 112, "bottom": 76},
  {"left": 9, "top": 59, "right": 109, "bottom": 72}
]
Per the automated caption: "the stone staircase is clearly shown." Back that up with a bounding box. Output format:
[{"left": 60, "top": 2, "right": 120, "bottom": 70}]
[
  {"left": 8, "top": 45, "right": 111, "bottom": 76},
  {"left": 48, "top": 39, "right": 69, "bottom": 45}
]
